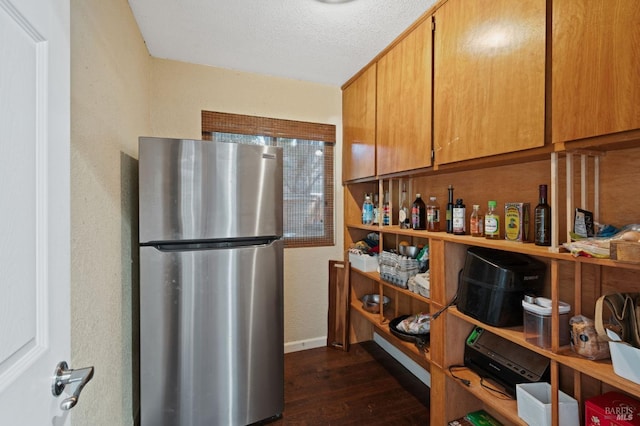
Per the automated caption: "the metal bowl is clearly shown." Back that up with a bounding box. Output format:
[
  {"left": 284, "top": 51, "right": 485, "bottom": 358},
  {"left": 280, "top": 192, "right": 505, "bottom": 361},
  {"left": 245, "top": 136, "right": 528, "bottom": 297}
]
[
  {"left": 361, "top": 294, "right": 391, "bottom": 313},
  {"left": 399, "top": 244, "right": 419, "bottom": 258}
]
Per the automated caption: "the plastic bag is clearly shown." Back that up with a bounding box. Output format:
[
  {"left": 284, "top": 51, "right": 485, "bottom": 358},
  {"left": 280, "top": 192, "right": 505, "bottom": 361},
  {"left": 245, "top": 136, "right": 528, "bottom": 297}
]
[
  {"left": 397, "top": 312, "right": 431, "bottom": 334},
  {"left": 563, "top": 224, "right": 640, "bottom": 258},
  {"left": 569, "top": 315, "right": 610, "bottom": 360}
]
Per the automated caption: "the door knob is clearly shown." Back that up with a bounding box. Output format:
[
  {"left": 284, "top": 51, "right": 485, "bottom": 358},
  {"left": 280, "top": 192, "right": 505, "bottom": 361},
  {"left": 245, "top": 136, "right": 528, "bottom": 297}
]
[{"left": 51, "top": 361, "right": 94, "bottom": 410}]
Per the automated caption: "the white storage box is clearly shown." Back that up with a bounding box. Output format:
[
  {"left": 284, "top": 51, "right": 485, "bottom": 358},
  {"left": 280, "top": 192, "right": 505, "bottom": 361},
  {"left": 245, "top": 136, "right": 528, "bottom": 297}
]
[
  {"left": 348, "top": 252, "right": 378, "bottom": 272},
  {"left": 609, "top": 341, "right": 640, "bottom": 385},
  {"left": 516, "top": 382, "right": 579, "bottom": 426}
]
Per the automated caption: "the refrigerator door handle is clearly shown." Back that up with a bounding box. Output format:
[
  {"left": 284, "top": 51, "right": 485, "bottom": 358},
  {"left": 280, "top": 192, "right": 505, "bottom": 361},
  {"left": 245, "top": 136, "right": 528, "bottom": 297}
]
[{"left": 149, "top": 237, "right": 281, "bottom": 252}]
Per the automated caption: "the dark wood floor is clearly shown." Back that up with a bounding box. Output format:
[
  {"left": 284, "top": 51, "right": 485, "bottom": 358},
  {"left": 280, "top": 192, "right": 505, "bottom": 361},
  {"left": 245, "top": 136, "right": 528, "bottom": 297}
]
[{"left": 271, "top": 340, "right": 430, "bottom": 425}]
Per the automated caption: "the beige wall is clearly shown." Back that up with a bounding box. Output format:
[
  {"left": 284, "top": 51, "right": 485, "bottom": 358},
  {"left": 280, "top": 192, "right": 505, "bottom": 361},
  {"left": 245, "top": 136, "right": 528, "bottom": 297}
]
[
  {"left": 71, "top": 0, "right": 151, "bottom": 424},
  {"left": 149, "top": 59, "right": 344, "bottom": 346},
  {"left": 71, "top": 0, "right": 343, "bottom": 424}
]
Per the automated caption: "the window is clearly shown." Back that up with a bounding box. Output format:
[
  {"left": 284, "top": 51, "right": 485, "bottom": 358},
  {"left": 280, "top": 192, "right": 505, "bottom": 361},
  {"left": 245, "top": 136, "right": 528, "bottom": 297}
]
[{"left": 202, "top": 111, "right": 335, "bottom": 248}]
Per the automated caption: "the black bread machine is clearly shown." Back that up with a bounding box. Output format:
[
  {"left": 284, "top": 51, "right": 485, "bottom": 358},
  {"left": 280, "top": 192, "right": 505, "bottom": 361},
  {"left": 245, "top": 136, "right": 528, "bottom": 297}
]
[{"left": 457, "top": 246, "right": 545, "bottom": 327}]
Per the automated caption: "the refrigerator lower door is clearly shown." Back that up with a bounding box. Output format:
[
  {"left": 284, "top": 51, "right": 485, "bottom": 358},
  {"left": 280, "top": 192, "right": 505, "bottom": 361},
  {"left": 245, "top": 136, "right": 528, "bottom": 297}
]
[{"left": 140, "top": 240, "right": 284, "bottom": 426}]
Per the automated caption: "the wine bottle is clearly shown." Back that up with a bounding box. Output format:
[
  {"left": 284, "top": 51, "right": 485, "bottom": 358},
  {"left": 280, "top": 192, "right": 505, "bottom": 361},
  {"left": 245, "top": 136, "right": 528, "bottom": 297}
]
[
  {"left": 534, "top": 184, "right": 551, "bottom": 246},
  {"left": 446, "top": 184, "right": 454, "bottom": 233},
  {"left": 399, "top": 185, "right": 410, "bottom": 229},
  {"left": 426, "top": 196, "right": 440, "bottom": 231}
]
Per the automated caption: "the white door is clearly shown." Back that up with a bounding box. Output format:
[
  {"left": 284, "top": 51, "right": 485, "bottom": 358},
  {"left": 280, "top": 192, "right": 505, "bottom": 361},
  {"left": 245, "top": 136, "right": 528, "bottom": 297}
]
[{"left": 0, "top": 0, "right": 75, "bottom": 424}]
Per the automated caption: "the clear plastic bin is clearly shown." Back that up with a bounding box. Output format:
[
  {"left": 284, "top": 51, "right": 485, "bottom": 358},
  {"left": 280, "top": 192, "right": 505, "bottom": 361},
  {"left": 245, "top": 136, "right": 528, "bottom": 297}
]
[{"left": 522, "top": 297, "right": 571, "bottom": 348}]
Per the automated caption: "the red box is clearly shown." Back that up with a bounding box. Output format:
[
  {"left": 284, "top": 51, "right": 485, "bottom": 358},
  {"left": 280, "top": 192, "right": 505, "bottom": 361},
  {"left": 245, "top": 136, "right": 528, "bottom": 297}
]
[{"left": 585, "top": 392, "right": 640, "bottom": 426}]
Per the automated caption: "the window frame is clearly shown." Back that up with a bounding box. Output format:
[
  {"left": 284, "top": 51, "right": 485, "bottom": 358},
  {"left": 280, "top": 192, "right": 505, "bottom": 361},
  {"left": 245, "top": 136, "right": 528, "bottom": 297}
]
[{"left": 202, "top": 110, "right": 335, "bottom": 248}]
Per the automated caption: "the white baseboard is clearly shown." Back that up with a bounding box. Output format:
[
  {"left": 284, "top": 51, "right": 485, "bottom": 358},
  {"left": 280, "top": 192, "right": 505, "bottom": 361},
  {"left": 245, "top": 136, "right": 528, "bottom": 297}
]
[
  {"left": 374, "top": 332, "right": 431, "bottom": 387},
  {"left": 284, "top": 336, "right": 327, "bottom": 353}
]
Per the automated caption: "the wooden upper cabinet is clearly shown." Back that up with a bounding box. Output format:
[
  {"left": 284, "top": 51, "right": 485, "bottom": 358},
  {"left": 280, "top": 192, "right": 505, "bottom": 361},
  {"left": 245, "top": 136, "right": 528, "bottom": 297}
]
[
  {"left": 376, "top": 18, "right": 433, "bottom": 176},
  {"left": 342, "top": 64, "right": 376, "bottom": 182},
  {"left": 552, "top": 0, "right": 640, "bottom": 143},
  {"left": 433, "top": 0, "right": 546, "bottom": 165}
]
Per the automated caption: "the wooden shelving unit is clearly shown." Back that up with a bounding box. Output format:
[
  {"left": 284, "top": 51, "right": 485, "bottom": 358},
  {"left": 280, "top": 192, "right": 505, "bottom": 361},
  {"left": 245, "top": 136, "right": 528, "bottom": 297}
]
[
  {"left": 340, "top": 1, "right": 640, "bottom": 424},
  {"left": 343, "top": 146, "right": 640, "bottom": 424}
]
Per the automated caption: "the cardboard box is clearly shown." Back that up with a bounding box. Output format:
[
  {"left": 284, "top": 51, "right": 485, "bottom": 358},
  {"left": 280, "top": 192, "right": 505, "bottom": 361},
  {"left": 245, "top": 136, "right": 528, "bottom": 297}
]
[
  {"left": 504, "top": 202, "right": 530, "bottom": 242},
  {"left": 348, "top": 252, "right": 378, "bottom": 272},
  {"left": 516, "top": 382, "right": 579, "bottom": 426},
  {"left": 585, "top": 392, "right": 640, "bottom": 426}
]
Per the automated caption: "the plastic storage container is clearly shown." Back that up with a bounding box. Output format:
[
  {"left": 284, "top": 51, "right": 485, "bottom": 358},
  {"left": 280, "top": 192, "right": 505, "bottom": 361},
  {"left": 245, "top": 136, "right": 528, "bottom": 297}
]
[
  {"left": 516, "top": 382, "right": 579, "bottom": 426},
  {"left": 522, "top": 297, "right": 571, "bottom": 348},
  {"left": 348, "top": 252, "right": 378, "bottom": 272}
]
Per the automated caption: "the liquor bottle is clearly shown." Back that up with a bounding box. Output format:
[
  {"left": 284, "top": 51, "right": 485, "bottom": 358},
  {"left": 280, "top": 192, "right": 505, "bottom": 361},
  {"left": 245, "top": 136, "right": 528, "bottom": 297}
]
[
  {"left": 373, "top": 193, "right": 380, "bottom": 225},
  {"left": 411, "top": 193, "right": 426, "bottom": 230},
  {"left": 446, "top": 185, "right": 454, "bottom": 233},
  {"left": 399, "top": 185, "right": 410, "bottom": 229},
  {"left": 452, "top": 198, "right": 466, "bottom": 235},
  {"left": 470, "top": 204, "right": 484, "bottom": 237},
  {"left": 382, "top": 190, "right": 391, "bottom": 226},
  {"left": 362, "top": 194, "right": 374, "bottom": 225},
  {"left": 534, "top": 184, "right": 551, "bottom": 246},
  {"left": 426, "top": 196, "right": 440, "bottom": 231},
  {"left": 485, "top": 200, "right": 500, "bottom": 239}
]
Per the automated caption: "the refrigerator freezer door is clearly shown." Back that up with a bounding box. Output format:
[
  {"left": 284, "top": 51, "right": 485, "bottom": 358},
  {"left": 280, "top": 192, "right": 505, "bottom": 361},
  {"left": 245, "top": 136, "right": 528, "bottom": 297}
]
[
  {"left": 139, "top": 137, "right": 283, "bottom": 243},
  {"left": 140, "top": 240, "right": 284, "bottom": 426}
]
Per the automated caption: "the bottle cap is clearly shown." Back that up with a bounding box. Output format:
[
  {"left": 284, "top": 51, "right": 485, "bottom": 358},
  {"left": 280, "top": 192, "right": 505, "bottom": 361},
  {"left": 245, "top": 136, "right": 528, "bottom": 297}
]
[
  {"left": 416, "top": 193, "right": 421, "bottom": 198},
  {"left": 473, "top": 204, "right": 479, "bottom": 208},
  {"left": 430, "top": 196, "right": 436, "bottom": 201},
  {"left": 488, "top": 200, "right": 496, "bottom": 207}
]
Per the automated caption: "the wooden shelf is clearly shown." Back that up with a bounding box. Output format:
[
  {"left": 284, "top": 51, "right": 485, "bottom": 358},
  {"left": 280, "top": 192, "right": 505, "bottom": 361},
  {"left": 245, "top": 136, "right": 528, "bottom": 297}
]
[
  {"left": 448, "top": 307, "right": 567, "bottom": 357},
  {"left": 350, "top": 300, "right": 431, "bottom": 370},
  {"left": 575, "top": 255, "right": 640, "bottom": 272},
  {"left": 449, "top": 307, "right": 640, "bottom": 400},
  {"left": 445, "top": 367, "right": 527, "bottom": 426},
  {"left": 553, "top": 349, "right": 640, "bottom": 400},
  {"left": 347, "top": 222, "right": 576, "bottom": 260},
  {"left": 380, "top": 280, "right": 431, "bottom": 304},
  {"left": 350, "top": 266, "right": 432, "bottom": 304}
]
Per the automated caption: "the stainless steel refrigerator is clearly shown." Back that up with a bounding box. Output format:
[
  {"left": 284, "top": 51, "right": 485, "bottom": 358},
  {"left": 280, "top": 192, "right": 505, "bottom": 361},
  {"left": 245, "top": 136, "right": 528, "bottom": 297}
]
[{"left": 138, "top": 137, "right": 284, "bottom": 426}]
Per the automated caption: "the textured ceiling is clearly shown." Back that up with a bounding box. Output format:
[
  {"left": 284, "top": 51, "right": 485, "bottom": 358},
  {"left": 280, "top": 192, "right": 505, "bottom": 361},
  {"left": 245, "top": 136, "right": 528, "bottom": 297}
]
[{"left": 128, "top": 0, "right": 437, "bottom": 87}]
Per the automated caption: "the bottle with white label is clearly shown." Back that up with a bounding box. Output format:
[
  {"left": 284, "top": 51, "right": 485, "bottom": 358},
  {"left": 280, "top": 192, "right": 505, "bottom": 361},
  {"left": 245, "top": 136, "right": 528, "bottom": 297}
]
[
  {"left": 484, "top": 200, "right": 500, "bottom": 239},
  {"left": 426, "top": 196, "right": 440, "bottom": 231},
  {"left": 382, "top": 190, "right": 390, "bottom": 226},
  {"left": 399, "top": 185, "right": 410, "bottom": 229},
  {"left": 373, "top": 193, "right": 380, "bottom": 225},
  {"left": 411, "top": 194, "right": 426, "bottom": 230},
  {"left": 452, "top": 198, "right": 466, "bottom": 235}
]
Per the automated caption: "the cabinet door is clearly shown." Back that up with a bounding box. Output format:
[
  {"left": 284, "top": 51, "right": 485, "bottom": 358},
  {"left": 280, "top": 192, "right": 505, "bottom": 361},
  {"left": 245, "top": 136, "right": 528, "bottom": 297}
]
[
  {"left": 552, "top": 0, "right": 640, "bottom": 143},
  {"left": 376, "top": 19, "right": 433, "bottom": 176},
  {"left": 433, "top": 0, "right": 546, "bottom": 164},
  {"left": 342, "top": 64, "right": 376, "bottom": 182}
]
